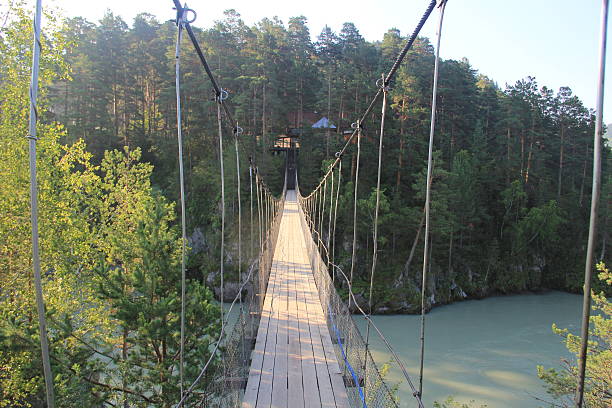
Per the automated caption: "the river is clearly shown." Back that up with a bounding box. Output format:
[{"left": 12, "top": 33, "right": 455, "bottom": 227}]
[{"left": 354, "top": 291, "right": 582, "bottom": 407}]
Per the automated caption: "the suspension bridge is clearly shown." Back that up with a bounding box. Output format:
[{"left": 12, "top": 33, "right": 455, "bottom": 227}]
[{"left": 23, "top": 0, "right": 609, "bottom": 407}]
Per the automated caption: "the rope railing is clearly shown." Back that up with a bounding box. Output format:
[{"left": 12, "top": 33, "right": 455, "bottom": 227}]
[
  {"left": 173, "top": 0, "right": 441, "bottom": 406},
  {"left": 297, "top": 178, "right": 424, "bottom": 408},
  {"left": 170, "top": 2, "right": 287, "bottom": 406},
  {"left": 176, "top": 172, "right": 285, "bottom": 408},
  {"left": 295, "top": 2, "right": 447, "bottom": 406}
]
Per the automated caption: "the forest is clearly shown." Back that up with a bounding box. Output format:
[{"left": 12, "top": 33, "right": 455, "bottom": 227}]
[{"left": 0, "top": 0, "right": 610, "bottom": 406}]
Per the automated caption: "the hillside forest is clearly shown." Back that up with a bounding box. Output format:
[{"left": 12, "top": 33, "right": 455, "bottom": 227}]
[{"left": 0, "top": 1, "right": 610, "bottom": 406}]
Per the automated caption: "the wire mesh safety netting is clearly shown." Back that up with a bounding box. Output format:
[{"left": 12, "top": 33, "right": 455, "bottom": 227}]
[
  {"left": 296, "top": 191, "right": 402, "bottom": 408},
  {"left": 194, "top": 183, "right": 286, "bottom": 407}
]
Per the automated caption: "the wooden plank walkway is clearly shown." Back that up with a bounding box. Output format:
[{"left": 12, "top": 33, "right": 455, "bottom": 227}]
[{"left": 242, "top": 190, "right": 350, "bottom": 408}]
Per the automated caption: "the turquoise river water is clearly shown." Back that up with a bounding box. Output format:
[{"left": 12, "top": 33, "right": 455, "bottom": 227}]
[{"left": 354, "top": 291, "right": 582, "bottom": 407}]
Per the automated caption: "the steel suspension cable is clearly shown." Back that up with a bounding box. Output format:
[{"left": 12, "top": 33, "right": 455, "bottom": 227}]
[
  {"left": 262, "top": 184, "right": 267, "bottom": 241},
  {"left": 173, "top": 11, "right": 189, "bottom": 398},
  {"left": 364, "top": 79, "right": 389, "bottom": 395},
  {"left": 216, "top": 101, "right": 226, "bottom": 339},
  {"left": 327, "top": 165, "right": 335, "bottom": 267},
  {"left": 265, "top": 190, "right": 270, "bottom": 241},
  {"left": 385, "top": 0, "right": 438, "bottom": 85},
  {"left": 309, "top": 192, "right": 315, "bottom": 229},
  {"left": 256, "top": 172, "right": 262, "bottom": 253},
  {"left": 307, "top": 192, "right": 312, "bottom": 231},
  {"left": 348, "top": 121, "right": 362, "bottom": 310},
  {"left": 321, "top": 178, "right": 327, "bottom": 253},
  {"left": 266, "top": 186, "right": 270, "bottom": 240},
  {"left": 576, "top": 1, "right": 608, "bottom": 406},
  {"left": 233, "top": 129, "right": 245, "bottom": 371},
  {"left": 332, "top": 159, "right": 342, "bottom": 282},
  {"left": 234, "top": 132, "right": 242, "bottom": 310},
  {"left": 27, "top": 0, "right": 55, "bottom": 406},
  {"left": 419, "top": 0, "right": 446, "bottom": 398},
  {"left": 249, "top": 161, "right": 254, "bottom": 261},
  {"left": 316, "top": 183, "right": 320, "bottom": 233},
  {"left": 268, "top": 192, "right": 272, "bottom": 236},
  {"left": 313, "top": 189, "right": 319, "bottom": 235}
]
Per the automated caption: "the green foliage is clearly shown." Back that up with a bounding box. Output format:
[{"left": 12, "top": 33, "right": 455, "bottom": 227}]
[
  {"left": 94, "top": 196, "right": 220, "bottom": 406},
  {"left": 0, "top": 3, "right": 220, "bottom": 405}
]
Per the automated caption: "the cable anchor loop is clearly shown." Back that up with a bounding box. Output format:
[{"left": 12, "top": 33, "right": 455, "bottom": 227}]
[
  {"left": 174, "top": 4, "right": 197, "bottom": 26},
  {"left": 216, "top": 88, "right": 229, "bottom": 103}
]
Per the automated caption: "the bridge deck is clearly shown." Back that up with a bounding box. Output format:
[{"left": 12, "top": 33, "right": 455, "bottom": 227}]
[{"left": 242, "top": 190, "right": 350, "bottom": 408}]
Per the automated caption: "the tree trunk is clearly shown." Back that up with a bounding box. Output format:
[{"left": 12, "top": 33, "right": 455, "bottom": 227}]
[
  {"left": 299, "top": 76, "right": 304, "bottom": 128},
  {"left": 394, "top": 210, "right": 425, "bottom": 287},
  {"left": 262, "top": 81, "right": 266, "bottom": 156},
  {"left": 557, "top": 124, "right": 564, "bottom": 198},
  {"left": 520, "top": 130, "right": 525, "bottom": 180},
  {"left": 448, "top": 228, "right": 453, "bottom": 274},
  {"left": 338, "top": 80, "right": 344, "bottom": 134},
  {"left": 252, "top": 86, "right": 257, "bottom": 139},
  {"left": 326, "top": 72, "right": 331, "bottom": 158},
  {"left": 506, "top": 128, "right": 511, "bottom": 185},
  {"left": 525, "top": 139, "right": 534, "bottom": 184},
  {"left": 579, "top": 142, "right": 589, "bottom": 207},
  {"left": 397, "top": 115, "right": 405, "bottom": 193},
  {"left": 112, "top": 86, "right": 118, "bottom": 146}
]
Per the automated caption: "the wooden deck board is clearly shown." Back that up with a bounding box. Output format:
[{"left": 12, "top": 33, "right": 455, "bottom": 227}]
[{"left": 242, "top": 190, "right": 350, "bottom": 408}]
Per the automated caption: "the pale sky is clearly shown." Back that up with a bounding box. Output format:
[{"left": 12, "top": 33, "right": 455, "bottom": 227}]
[{"left": 9, "top": 0, "right": 612, "bottom": 124}]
